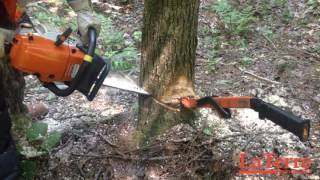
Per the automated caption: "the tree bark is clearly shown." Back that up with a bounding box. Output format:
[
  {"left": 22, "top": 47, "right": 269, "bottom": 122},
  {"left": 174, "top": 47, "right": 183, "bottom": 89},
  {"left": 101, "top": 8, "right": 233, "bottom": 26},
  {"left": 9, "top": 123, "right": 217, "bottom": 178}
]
[
  {"left": 0, "top": 56, "right": 26, "bottom": 114},
  {"left": 137, "top": 0, "right": 200, "bottom": 143},
  {"left": 0, "top": 2, "right": 26, "bottom": 115}
]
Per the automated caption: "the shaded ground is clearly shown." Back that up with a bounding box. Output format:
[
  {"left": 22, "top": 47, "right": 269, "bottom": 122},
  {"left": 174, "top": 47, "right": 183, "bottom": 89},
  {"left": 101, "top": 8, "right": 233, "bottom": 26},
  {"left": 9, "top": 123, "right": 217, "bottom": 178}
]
[{"left": 21, "top": 0, "right": 319, "bottom": 179}]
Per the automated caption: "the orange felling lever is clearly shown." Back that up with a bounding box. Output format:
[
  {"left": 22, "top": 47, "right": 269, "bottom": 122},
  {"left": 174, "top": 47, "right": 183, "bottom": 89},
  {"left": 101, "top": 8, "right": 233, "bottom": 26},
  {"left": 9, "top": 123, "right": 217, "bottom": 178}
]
[
  {"left": 180, "top": 96, "right": 253, "bottom": 109},
  {"left": 212, "top": 96, "right": 252, "bottom": 108},
  {"left": 180, "top": 97, "right": 198, "bottom": 109}
]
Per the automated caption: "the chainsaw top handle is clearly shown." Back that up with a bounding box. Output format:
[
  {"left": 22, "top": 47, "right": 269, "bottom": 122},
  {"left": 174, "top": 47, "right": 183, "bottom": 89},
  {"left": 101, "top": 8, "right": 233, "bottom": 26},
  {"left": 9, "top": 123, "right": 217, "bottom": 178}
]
[
  {"left": 87, "top": 27, "right": 97, "bottom": 58},
  {"left": 44, "top": 27, "right": 98, "bottom": 97}
]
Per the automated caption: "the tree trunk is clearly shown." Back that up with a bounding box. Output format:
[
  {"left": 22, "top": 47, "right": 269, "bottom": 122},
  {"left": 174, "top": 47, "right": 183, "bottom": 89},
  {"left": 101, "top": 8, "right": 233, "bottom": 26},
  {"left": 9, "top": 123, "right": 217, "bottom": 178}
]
[
  {"left": 137, "top": 0, "right": 200, "bottom": 143},
  {"left": 0, "top": 55, "right": 26, "bottom": 115},
  {"left": 0, "top": 3, "right": 26, "bottom": 115}
]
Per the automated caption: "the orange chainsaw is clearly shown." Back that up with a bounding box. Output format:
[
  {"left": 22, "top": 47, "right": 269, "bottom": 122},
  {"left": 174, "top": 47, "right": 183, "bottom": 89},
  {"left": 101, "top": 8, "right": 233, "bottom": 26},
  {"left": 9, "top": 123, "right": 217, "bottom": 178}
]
[{"left": 7, "top": 22, "right": 111, "bottom": 101}]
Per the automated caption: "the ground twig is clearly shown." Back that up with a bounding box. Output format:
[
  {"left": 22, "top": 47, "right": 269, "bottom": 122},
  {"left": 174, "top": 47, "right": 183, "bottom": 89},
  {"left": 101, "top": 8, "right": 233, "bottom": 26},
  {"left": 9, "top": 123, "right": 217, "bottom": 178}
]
[
  {"left": 57, "top": 113, "right": 96, "bottom": 120},
  {"left": 237, "top": 67, "right": 281, "bottom": 85},
  {"left": 258, "top": 30, "right": 277, "bottom": 49},
  {"left": 289, "top": 47, "right": 320, "bottom": 61},
  {"left": 98, "top": 133, "right": 117, "bottom": 148},
  {"left": 71, "top": 153, "right": 182, "bottom": 161},
  {"left": 77, "top": 163, "right": 86, "bottom": 178},
  {"left": 94, "top": 167, "right": 103, "bottom": 180},
  {"left": 187, "top": 149, "right": 208, "bottom": 164}
]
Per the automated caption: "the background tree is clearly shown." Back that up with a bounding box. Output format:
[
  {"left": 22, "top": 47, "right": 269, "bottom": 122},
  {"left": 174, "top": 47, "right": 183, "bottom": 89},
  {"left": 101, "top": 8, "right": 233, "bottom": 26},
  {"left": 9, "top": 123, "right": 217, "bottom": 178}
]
[{"left": 137, "top": 0, "right": 200, "bottom": 143}]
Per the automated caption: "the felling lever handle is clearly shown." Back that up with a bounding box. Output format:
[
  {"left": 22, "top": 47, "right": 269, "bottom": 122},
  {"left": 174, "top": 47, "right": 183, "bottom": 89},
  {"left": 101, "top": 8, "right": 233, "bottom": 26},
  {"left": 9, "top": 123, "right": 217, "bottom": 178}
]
[
  {"left": 250, "top": 98, "right": 310, "bottom": 141},
  {"left": 180, "top": 96, "right": 310, "bottom": 141}
]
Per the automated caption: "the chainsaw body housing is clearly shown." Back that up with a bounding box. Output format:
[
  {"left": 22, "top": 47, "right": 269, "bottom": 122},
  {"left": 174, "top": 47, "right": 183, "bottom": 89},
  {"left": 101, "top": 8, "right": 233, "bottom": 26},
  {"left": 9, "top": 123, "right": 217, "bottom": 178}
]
[
  {"left": 8, "top": 26, "right": 110, "bottom": 101},
  {"left": 10, "top": 33, "right": 84, "bottom": 83}
]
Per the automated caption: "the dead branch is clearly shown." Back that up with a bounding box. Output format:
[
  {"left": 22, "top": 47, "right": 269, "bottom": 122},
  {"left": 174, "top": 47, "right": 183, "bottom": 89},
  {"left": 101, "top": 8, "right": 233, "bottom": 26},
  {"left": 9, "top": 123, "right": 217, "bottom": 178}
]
[{"left": 71, "top": 153, "right": 182, "bottom": 161}]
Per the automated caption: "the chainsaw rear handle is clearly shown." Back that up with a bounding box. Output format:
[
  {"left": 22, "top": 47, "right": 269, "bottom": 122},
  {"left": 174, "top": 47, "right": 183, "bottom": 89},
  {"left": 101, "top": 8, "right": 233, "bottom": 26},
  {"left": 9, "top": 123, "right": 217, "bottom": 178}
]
[
  {"left": 250, "top": 98, "right": 310, "bottom": 141},
  {"left": 44, "top": 28, "right": 97, "bottom": 97}
]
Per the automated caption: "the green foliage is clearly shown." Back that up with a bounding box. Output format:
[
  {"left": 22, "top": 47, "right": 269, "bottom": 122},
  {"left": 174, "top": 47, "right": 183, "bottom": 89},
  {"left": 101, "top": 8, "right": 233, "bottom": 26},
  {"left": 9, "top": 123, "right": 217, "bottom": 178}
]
[
  {"left": 22, "top": 160, "right": 37, "bottom": 180},
  {"left": 211, "top": 29, "right": 223, "bottom": 50},
  {"left": 41, "top": 132, "right": 62, "bottom": 151},
  {"left": 307, "top": 0, "right": 319, "bottom": 14},
  {"left": 259, "top": 26, "right": 274, "bottom": 39},
  {"left": 277, "top": 61, "right": 290, "bottom": 74},
  {"left": 133, "top": 31, "right": 142, "bottom": 42},
  {"left": 234, "top": 38, "right": 249, "bottom": 48},
  {"left": 308, "top": 0, "right": 319, "bottom": 9},
  {"left": 199, "top": 25, "right": 213, "bottom": 37},
  {"left": 12, "top": 116, "right": 61, "bottom": 179},
  {"left": 119, "top": 0, "right": 132, "bottom": 5},
  {"left": 26, "top": 122, "right": 61, "bottom": 152},
  {"left": 111, "top": 47, "right": 138, "bottom": 61},
  {"left": 133, "top": 31, "right": 142, "bottom": 44},
  {"left": 211, "top": 0, "right": 294, "bottom": 38},
  {"left": 96, "top": 14, "right": 138, "bottom": 71},
  {"left": 206, "top": 0, "right": 296, "bottom": 68},
  {"left": 208, "top": 0, "right": 258, "bottom": 68},
  {"left": 47, "top": 0, "right": 65, "bottom": 5},
  {"left": 202, "top": 127, "right": 213, "bottom": 136},
  {"left": 106, "top": 47, "right": 138, "bottom": 70},
  {"left": 281, "top": 7, "right": 294, "bottom": 23},
  {"left": 12, "top": 115, "right": 31, "bottom": 132},
  {"left": 26, "top": 122, "right": 48, "bottom": 141},
  {"left": 212, "top": 0, "right": 256, "bottom": 37},
  {"left": 33, "top": 3, "right": 139, "bottom": 72},
  {"left": 33, "top": 11, "right": 77, "bottom": 30},
  {"left": 240, "top": 56, "right": 254, "bottom": 66},
  {"left": 271, "top": 0, "right": 287, "bottom": 8},
  {"left": 255, "top": 0, "right": 293, "bottom": 23},
  {"left": 207, "top": 59, "right": 218, "bottom": 73},
  {"left": 96, "top": 14, "right": 125, "bottom": 50},
  {"left": 106, "top": 32, "right": 125, "bottom": 49},
  {"left": 112, "top": 61, "right": 135, "bottom": 71},
  {"left": 199, "top": 25, "right": 222, "bottom": 72}
]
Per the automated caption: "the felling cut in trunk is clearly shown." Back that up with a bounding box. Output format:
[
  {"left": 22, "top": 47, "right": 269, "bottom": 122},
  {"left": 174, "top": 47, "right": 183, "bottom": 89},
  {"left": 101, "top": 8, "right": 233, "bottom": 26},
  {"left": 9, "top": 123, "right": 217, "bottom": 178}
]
[{"left": 137, "top": 0, "right": 201, "bottom": 144}]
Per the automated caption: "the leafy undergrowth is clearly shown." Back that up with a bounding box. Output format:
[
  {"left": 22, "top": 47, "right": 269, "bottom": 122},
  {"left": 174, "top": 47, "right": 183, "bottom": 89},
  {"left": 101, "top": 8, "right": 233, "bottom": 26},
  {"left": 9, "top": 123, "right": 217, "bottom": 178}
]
[
  {"left": 28, "top": 0, "right": 140, "bottom": 72},
  {"left": 20, "top": 0, "right": 320, "bottom": 179}
]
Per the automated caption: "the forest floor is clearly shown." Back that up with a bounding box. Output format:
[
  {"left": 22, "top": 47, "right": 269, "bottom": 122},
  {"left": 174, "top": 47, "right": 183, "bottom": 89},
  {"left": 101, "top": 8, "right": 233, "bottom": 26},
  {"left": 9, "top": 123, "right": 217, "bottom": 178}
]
[{"left": 21, "top": 0, "right": 319, "bottom": 179}]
